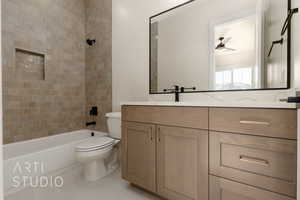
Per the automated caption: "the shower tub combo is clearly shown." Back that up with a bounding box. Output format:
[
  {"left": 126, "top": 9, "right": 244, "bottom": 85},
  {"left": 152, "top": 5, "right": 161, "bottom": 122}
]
[{"left": 3, "top": 130, "right": 114, "bottom": 197}]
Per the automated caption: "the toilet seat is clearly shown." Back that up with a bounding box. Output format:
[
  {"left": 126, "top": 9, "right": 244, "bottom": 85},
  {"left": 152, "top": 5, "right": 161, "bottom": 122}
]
[{"left": 76, "top": 137, "right": 115, "bottom": 152}]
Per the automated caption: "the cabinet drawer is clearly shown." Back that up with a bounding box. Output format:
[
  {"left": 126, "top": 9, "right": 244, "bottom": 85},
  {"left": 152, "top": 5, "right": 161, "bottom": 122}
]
[
  {"left": 209, "top": 131, "right": 297, "bottom": 197},
  {"left": 122, "top": 106, "right": 208, "bottom": 129},
  {"left": 209, "top": 108, "right": 297, "bottom": 139},
  {"left": 210, "top": 176, "right": 295, "bottom": 200}
]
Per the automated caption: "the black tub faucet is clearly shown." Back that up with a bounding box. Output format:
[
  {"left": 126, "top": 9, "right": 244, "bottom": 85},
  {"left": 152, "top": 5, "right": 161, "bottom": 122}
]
[{"left": 86, "top": 121, "right": 96, "bottom": 127}]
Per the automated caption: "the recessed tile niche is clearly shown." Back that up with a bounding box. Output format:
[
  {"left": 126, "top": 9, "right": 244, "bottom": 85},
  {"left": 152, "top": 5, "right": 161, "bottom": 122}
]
[{"left": 15, "top": 48, "right": 45, "bottom": 80}]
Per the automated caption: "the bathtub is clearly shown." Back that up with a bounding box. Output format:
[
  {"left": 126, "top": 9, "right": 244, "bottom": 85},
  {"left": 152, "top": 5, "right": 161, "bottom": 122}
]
[{"left": 3, "top": 130, "right": 107, "bottom": 196}]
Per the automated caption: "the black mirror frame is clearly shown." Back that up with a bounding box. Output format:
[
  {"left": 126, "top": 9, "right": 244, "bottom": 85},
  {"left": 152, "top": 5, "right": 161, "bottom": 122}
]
[{"left": 149, "top": 0, "right": 292, "bottom": 94}]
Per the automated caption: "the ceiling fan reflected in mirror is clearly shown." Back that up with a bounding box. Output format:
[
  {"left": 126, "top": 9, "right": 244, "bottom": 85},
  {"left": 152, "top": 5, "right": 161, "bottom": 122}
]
[{"left": 215, "top": 37, "right": 236, "bottom": 51}]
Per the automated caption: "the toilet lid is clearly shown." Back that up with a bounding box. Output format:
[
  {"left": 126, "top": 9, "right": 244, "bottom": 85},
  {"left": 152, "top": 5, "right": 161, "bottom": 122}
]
[{"left": 76, "top": 137, "right": 115, "bottom": 151}]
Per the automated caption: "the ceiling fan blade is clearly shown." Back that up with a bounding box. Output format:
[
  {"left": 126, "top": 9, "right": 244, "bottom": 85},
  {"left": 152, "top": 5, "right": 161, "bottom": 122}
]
[
  {"left": 215, "top": 47, "right": 226, "bottom": 51},
  {"left": 216, "top": 46, "right": 225, "bottom": 50},
  {"left": 224, "top": 47, "right": 236, "bottom": 51},
  {"left": 223, "top": 37, "right": 232, "bottom": 44}
]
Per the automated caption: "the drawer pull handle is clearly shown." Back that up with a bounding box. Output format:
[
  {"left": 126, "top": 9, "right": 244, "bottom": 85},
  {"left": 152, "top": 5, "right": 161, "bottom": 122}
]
[
  {"left": 239, "top": 120, "right": 270, "bottom": 126},
  {"left": 239, "top": 155, "right": 269, "bottom": 166}
]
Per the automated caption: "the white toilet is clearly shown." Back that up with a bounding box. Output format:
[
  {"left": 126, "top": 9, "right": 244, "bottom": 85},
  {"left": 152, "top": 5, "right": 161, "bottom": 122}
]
[{"left": 76, "top": 112, "right": 121, "bottom": 181}]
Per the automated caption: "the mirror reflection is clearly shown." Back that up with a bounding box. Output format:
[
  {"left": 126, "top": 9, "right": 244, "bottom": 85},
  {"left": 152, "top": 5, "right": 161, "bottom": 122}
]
[{"left": 150, "top": 0, "right": 290, "bottom": 93}]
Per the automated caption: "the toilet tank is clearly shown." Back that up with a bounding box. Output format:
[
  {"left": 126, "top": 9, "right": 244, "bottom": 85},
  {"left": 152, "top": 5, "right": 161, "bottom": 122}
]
[{"left": 105, "top": 112, "right": 121, "bottom": 139}]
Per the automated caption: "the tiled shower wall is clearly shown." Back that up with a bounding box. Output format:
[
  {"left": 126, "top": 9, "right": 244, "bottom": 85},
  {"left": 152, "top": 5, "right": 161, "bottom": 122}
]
[
  {"left": 2, "top": 0, "right": 112, "bottom": 144},
  {"left": 85, "top": 0, "right": 112, "bottom": 132}
]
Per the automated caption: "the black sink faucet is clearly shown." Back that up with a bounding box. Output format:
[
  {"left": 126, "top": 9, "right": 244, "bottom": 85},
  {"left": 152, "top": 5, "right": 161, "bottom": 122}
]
[
  {"left": 164, "top": 85, "right": 180, "bottom": 102},
  {"left": 164, "top": 86, "right": 197, "bottom": 102}
]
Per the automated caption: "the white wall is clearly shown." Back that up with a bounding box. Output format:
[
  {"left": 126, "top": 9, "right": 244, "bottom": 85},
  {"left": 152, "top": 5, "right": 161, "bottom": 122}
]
[{"left": 112, "top": 0, "right": 298, "bottom": 111}]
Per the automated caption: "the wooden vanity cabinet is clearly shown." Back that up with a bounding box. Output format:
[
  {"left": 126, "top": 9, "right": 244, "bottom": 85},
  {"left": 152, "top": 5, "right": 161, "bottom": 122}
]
[
  {"left": 122, "top": 106, "right": 297, "bottom": 200},
  {"left": 122, "top": 106, "right": 209, "bottom": 200}
]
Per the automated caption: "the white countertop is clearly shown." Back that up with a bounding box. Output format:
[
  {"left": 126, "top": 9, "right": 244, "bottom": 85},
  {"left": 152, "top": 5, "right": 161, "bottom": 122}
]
[{"left": 121, "top": 101, "right": 296, "bottom": 109}]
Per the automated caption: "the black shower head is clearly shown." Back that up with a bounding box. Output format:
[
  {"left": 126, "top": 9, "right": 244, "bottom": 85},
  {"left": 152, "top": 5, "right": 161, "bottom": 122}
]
[{"left": 86, "top": 39, "right": 96, "bottom": 46}]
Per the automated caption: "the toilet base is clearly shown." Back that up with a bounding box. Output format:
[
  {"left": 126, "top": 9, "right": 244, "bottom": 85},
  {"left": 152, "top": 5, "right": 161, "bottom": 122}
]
[
  {"left": 83, "top": 159, "right": 106, "bottom": 181},
  {"left": 77, "top": 140, "right": 121, "bottom": 182},
  {"left": 83, "top": 159, "right": 119, "bottom": 181}
]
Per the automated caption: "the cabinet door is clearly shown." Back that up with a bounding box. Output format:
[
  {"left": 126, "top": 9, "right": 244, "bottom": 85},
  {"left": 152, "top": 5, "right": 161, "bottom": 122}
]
[
  {"left": 122, "top": 121, "right": 156, "bottom": 193},
  {"left": 157, "top": 126, "right": 208, "bottom": 200}
]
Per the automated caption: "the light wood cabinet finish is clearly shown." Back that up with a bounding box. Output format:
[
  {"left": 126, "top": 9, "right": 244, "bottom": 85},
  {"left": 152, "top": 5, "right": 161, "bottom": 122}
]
[
  {"left": 210, "top": 176, "right": 295, "bottom": 200},
  {"left": 210, "top": 131, "right": 297, "bottom": 197},
  {"left": 121, "top": 106, "right": 297, "bottom": 200},
  {"left": 122, "top": 106, "right": 209, "bottom": 130},
  {"left": 209, "top": 108, "right": 297, "bottom": 139},
  {"left": 122, "top": 122, "right": 156, "bottom": 193},
  {"left": 157, "top": 126, "right": 208, "bottom": 200}
]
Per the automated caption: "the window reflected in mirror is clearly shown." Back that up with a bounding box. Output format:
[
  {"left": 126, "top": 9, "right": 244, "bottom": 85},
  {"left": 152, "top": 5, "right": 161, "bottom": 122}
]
[{"left": 212, "top": 14, "right": 257, "bottom": 90}]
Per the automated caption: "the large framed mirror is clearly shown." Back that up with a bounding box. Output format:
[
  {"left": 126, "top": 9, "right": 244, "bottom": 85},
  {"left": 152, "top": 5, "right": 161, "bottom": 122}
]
[{"left": 149, "top": 0, "right": 292, "bottom": 94}]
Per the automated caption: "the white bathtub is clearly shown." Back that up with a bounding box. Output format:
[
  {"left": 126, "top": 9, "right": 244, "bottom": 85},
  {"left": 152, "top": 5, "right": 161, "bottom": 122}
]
[{"left": 3, "top": 129, "right": 107, "bottom": 196}]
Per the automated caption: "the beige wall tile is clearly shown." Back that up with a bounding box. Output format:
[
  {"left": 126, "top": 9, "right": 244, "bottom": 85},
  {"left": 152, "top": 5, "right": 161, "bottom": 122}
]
[
  {"left": 85, "top": 0, "right": 112, "bottom": 132},
  {"left": 2, "top": 0, "right": 89, "bottom": 144}
]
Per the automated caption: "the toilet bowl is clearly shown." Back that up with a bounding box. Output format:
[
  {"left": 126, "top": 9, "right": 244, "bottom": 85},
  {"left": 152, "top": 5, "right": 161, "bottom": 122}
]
[{"left": 76, "top": 112, "right": 121, "bottom": 181}]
